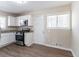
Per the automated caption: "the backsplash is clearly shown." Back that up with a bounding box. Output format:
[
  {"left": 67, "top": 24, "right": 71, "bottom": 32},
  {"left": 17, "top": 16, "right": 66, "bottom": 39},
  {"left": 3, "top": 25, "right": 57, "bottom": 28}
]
[
  {"left": 18, "top": 26, "right": 33, "bottom": 31},
  {"left": 1, "top": 26, "right": 18, "bottom": 31}
]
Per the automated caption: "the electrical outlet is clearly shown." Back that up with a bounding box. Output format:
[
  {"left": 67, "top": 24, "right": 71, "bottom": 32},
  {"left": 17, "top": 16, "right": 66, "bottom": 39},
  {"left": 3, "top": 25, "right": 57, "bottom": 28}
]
[
  {"left": 51, "top": 43, "right": 56, "bottom": 46},
  {"left": 58, "top": 44, "right": 62, "bottom": 46}
]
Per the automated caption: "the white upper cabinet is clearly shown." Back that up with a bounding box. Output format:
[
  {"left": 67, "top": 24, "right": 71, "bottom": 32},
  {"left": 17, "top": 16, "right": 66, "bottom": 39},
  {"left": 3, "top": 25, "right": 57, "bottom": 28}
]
[
  {"left": 16, "top": 15, "right": 32, "bottom": 26},
  {"left": 8, "top": 15, "right": 32, "bottom": 26},
  {"left": 8, "top": 16, "right": 17, "bottom": 26},
  {"left": 16, "top": 17, "right": 21, "bottom": 26}
]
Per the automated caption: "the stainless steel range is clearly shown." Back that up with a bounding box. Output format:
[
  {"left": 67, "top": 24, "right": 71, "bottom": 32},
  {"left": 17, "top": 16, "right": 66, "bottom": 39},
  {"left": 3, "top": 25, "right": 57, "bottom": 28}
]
[{"left": 15, "top": 31, "right": 25, "bottom": 46}]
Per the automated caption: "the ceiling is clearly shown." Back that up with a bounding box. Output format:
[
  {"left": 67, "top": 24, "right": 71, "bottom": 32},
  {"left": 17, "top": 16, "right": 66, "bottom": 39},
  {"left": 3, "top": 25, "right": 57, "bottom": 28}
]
[{"left": 0, "top": 1, "right": 72, "bottom": 15}]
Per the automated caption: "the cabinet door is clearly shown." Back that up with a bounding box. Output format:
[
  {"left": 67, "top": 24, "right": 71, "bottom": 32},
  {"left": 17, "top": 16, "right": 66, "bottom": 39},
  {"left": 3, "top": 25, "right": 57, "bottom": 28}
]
[
  {"left": 16, "top": 17, "right": 21, "bottom": 26},
  {"left": 0, "top": 33, "right": 9, "bottom": 46},
  {"left": 24, "top": 33, "right": 33, "bottom": 46},
  {"left": 8, "top": 33, "right": 16, "bottom": 43},
  {"left": 0, "top": 33, "right": 15, "bottom": 47},
  {"left": 27, "top": 16, "right": 32, "bottom": 26},
  {"left": 8, "top": 16, "right": 17, "bottom": 26}
]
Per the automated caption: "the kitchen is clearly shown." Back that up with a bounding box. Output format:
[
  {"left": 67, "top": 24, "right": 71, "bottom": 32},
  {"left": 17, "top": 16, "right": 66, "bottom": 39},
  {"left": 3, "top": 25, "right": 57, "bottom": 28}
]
[{"left": 0, "top": 15, "right": 33, "bottom": 47}]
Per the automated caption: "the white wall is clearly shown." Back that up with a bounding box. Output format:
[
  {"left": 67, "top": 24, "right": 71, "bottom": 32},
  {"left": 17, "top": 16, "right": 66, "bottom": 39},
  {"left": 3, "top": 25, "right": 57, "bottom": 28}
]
[
  {"left": 28, "top": 5, "right": 71, "bottom": 50},
  {"left": 0, "top": 11, "right": 18, "bottom": 31},
  {"left": 0, "top": 10, "right": 13, "bottom": 16},
  {"left": 71, "top": 2, "right": 79, "bottom": 57}
]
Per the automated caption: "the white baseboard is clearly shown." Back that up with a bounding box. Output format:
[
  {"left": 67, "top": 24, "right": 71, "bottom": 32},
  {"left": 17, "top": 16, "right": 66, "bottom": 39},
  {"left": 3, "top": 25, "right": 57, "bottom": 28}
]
[
  {"left": 34, "top": 42, "right": 77, "bottom": 57},
  {"left": 70, "top": 49, "right": 76, "bottom": 57},
  {"left": 34, "top": 42, "right": 71, "bottom": 51}
]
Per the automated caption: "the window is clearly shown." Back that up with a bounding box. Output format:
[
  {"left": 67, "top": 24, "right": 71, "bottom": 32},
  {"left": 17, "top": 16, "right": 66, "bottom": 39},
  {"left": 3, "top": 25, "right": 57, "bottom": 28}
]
[
  {"left": 58, "top": 14, "right": 70, "bottom": 28},
  {"left": 47, "top": 14, "right": 70, "bottom": 29},
  {"left": 0, "top": 16, "right": 6, "bottom": 29},
  {"left": 47, "top": 16, "right": 57, "bottom": 28}
]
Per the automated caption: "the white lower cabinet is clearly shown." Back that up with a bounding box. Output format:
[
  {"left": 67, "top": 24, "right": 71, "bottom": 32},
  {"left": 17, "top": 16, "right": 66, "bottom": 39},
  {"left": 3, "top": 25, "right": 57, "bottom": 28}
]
[
  {"left": 24, "top": 32, "right": 33, "bottom": 46},
  {"left": 0, "top": 32, "right": 33, "bottom": 47},
  {"left": 0, "top": 32, "right": 16, "bottom": 47}
]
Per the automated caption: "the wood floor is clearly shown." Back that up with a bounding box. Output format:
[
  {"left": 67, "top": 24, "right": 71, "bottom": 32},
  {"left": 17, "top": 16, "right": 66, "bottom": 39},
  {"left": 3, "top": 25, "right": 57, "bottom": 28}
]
[{"left": 0, "top": 43, "right": 73, "bottom": 57}]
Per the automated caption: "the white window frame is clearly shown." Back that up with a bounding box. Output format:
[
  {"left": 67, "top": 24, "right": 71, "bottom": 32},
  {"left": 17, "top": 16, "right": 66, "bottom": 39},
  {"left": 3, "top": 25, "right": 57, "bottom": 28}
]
[{"left": 47, "top": 14, "right": 70, "bottom": 29}]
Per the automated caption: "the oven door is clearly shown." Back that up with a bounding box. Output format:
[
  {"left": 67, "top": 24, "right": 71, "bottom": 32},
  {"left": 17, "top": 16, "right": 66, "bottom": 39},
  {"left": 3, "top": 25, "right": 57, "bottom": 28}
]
[{"left": 16, "top": 35, "right": 24, "bottom": 41}]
